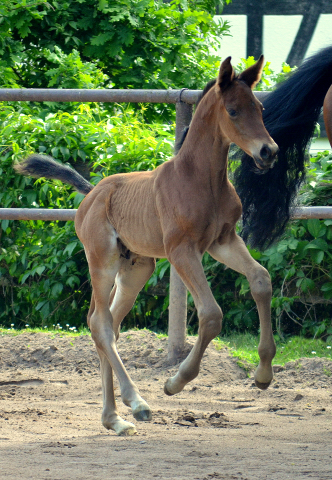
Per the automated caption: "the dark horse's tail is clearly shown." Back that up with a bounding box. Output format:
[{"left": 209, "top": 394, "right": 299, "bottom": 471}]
[
  {"left": 233, "top": 45, "right": 332, "bottom": 251},
  {"left": 14, "top": 154, "right": 93, "bottom": 195}
]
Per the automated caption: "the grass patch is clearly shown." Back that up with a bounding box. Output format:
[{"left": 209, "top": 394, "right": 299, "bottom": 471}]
[
  {"left": 0, "top": 325, "right": 90, "bottom": 337},
  {"left": 213, "top": 334, "right": 332, "bottom": 368}
]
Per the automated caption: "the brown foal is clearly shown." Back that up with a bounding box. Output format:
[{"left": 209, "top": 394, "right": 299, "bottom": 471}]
[{"left": 15, "top": 56, "right": 278, "bottom": 436}]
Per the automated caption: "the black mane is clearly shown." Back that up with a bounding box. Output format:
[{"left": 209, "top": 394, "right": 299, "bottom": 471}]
[{"left": 233, "top": 46, "right": 332, "bottom": 250}]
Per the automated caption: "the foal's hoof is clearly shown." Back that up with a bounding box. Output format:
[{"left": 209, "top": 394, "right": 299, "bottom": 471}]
[
  {"left": 133, "top": 409, "right": 152, "bottom": 422},
  {"left": 164, "top": 384, "right": 173, "bottom": 396},
  {"left": 118, "top": 424, "right": 138, "bottom": 436},
  {"left": 164, "top": 379, "right": 176, "bottom": 396},
  {"left": 103, "top": 417, "right": 137, "bottom": 436},
  {"left": 132, "top": 401, "right": 152, "bottom": 422},
  {"left": 255, "top": 379, "right": 272, "bottom": 390}
]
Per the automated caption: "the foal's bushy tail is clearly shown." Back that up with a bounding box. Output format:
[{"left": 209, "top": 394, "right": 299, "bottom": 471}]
[
  {"left": 14, "top": 154, "right": 93, "bottom": 195},
  {"left": 233, "top": 45, "right": 332, "bottom": 251}
]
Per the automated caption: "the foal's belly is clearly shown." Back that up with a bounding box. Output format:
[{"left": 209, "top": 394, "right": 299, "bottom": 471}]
[{"left": 117, "top": 225, "right": 166, "bottom": 259}]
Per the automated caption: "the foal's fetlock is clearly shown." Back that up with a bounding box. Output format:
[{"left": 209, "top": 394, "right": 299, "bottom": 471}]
[{"left": 164, "top": 372, "right": 189, "bottom": 396}]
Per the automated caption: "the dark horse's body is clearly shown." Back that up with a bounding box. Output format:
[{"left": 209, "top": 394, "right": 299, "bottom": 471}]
[{"left": 233, "top": 46, "right": 332, "bottom": 250}]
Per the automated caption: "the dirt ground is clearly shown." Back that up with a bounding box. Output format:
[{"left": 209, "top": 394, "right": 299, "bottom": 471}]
[{"left": 0, "top": 330, "right": 331, "bottom": 480}]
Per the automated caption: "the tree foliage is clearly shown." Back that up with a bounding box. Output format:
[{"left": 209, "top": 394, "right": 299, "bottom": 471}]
[{"left": 1, "top": 0, "right": 229, "bottom": 92}]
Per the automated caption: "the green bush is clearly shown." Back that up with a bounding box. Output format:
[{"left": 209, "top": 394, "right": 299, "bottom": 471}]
[{"left": 0, "top": 102, "right": 174, "bottom": 328}]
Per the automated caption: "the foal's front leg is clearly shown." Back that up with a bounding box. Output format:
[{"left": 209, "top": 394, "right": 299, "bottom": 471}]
[
  {"left": 164, "top": 246, "right": 223, "bottom": 395},
  {"left": 208, "top": 232, "right": 276, "bottom": 389}
]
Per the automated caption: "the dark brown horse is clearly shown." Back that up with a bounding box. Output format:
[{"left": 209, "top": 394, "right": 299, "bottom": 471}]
[
  {"left": 15, "top": 56, "right": 278, "bottom": 436},
  {"left": 323, "top": 84, "right": 332, "bottom": 149},
  {"left": 233, "top": 46, "right": 332, "bottom": 250}
]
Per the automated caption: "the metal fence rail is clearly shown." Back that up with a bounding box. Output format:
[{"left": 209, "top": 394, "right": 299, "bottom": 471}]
[
  {"left": 0, "top": 88, "right": 200, "bottom": 104},
  {"left": 0, "top": 208, "right": 76, "bottom": 221},
  {"left": 2, "top": 206, "right": 332, "bottom": 221}
]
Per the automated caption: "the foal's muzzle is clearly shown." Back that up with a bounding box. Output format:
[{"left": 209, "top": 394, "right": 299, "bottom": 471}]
[{"left": 254, "top": 143, "right": 279, "bottom": 171}]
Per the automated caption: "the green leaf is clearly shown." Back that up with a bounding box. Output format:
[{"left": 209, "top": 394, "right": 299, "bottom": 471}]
[
  {"left": 73, "top": 193, "right": 85, "bottom": 208},
  {"left": 64, "top": 241, "right": 78, "bottom": 256},
  {"left": 20, "top": 272, "right": 31, "bottom": 284},
  {"left": 66, "top": 275, "right": 80, "bottom": 288},
  {"left": 299, "top": 277, "right": 315, "bottom": 293},
  {"left": 51, "top": 147, "right": 59, "bottom": 158},
  {"left": 36, "top": 300, "right": 48, "bottom": 311},
  {"left": 91, "top": 32, "right": 113, "bottom": 46},
  {"left": 1, "top": 220, "right": 9, "bottom": 232},
  {"left": 305, "top": 238, "right": 329, "bottom": 252},
  {"left": 159, "top": 261, "right": 170, "bottom": 280},
  {"left": 321, "top": 282, "right": 332, "bottom": 292},
  {"left": 35, "top": 266, "right": 46, "bottom": 275},
  {"left": 287, "top": 238, "right": 299, "bottom": 250},
  {"left": 310, "top": 249, "right": 324, "bottom": 264},
  {"left": 51, "top": 282, "right": 64, "bottom": 297},
  {"left": 307, "top": 219, "right": 325, "bottom": 238},
  {"left": 40, "top": 301, "right": 50, "bottom": 319}
]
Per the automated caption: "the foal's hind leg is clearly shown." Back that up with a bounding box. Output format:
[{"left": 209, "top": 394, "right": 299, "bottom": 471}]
[
  {"left": 104, "top": 255, "right": 155, "bottom": 423},
  {"left": 83, "top": 229, "right": 153, "bottom": 434},
  {"left": 96, "top": 345, "right": 137, "bottom": 435},
  {"left": 87, "top": 296, "right": 137, "bottom": 435},
  {"left": 208, "top": 232, "right": 276, "bottom": 389}
]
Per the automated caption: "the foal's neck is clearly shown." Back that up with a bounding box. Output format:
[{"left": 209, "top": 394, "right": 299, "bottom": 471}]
[{"left": 176, "top": 90, "right": 230, "bottom": 180}]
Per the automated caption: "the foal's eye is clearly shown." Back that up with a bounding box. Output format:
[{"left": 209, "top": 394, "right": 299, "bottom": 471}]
[{"left": 227, "top": 108, "right": 237, "bottom": 117}]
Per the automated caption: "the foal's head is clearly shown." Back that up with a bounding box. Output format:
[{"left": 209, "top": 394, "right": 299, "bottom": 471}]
[{"left": 215, "top": 56, "right": 278, "bottom": 171}]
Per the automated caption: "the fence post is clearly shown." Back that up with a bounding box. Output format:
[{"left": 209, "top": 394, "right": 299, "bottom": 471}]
[{"left": 167, "top": 96, "right": 193, "bottom": 362}]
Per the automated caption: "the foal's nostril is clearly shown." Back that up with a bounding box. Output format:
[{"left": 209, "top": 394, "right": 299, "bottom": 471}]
[{"left": 260, "top": 145, "right": 272, "bottom": 161}]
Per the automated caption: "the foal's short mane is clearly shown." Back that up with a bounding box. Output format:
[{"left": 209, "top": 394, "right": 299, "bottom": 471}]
[
  {"left": 174, "top": 79, "right": 217, "bottom": 154},
  {"left": 196, "top": 79, "right": 217, "bottom": 107}
]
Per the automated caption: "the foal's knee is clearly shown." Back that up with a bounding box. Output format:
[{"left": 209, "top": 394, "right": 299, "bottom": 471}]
[
  {"left": 250, "top": 267, "right": 272, "bottom": 301},
  {"left": 198, "top": 305, "right": 223, "bottom": 339}
]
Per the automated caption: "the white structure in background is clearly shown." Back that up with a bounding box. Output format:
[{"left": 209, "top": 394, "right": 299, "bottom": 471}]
[{"left": 215, "top": 14, "right": 332, "bottom": 152}]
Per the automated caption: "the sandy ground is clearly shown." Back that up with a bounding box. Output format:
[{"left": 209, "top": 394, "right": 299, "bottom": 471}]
[{"left": 0, "top": 330, "right": 332, "bottom": 480}]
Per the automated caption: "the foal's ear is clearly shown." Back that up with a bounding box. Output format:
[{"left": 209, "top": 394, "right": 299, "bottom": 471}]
[
  {"left": 238, "top": 55, "right": 264, "bottom": 89},
  {"left": 217, "top": 56, "right": 235, "bottom": 92}
]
